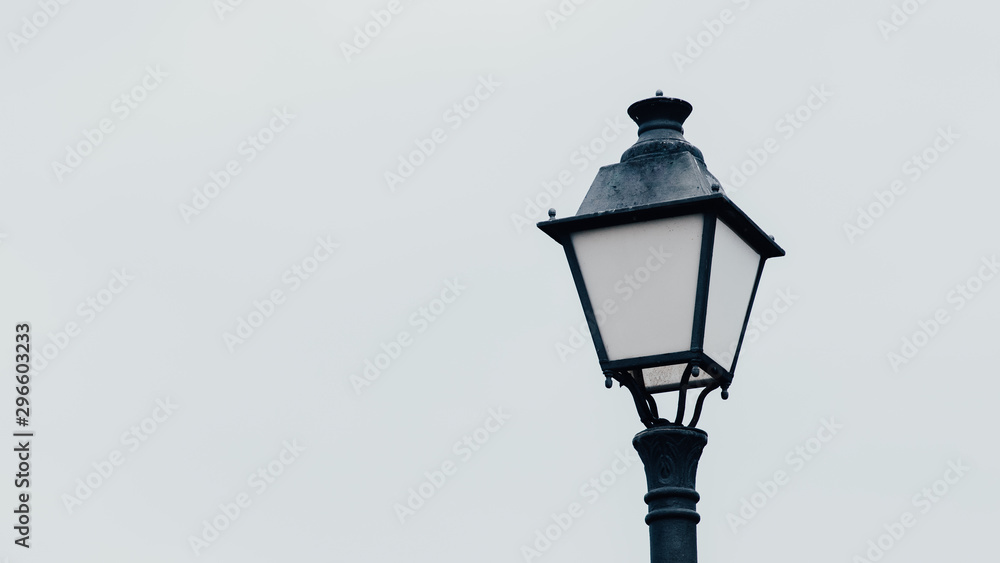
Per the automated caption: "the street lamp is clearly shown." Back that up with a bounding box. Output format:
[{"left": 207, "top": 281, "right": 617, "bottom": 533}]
[{"left": 538, "top": 92, "right": 784, "bottom": 563}]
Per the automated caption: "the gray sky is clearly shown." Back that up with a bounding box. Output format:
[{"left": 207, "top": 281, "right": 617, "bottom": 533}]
[{"left": 1, "top": 0, "right": 997, "bottom": 561}]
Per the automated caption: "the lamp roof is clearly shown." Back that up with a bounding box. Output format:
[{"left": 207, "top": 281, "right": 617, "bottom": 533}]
[
  {"left": 539, "top": 93, "right": 784, "bottom": 260},
  {"left": 577, "top": 93, "right": 724, "bottom": 216}
]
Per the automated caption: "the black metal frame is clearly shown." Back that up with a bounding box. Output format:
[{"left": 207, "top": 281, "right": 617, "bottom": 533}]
[
  {"left": 689, "top": 214, "right": 717, "bottom": 354},
  {"left": 539, "top": 194, "right": 784, "bottom": 260}
]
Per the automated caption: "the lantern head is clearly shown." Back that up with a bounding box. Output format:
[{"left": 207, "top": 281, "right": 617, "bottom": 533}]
[{"left": 538, "top": 93, "right": 784, "bottom": 427}]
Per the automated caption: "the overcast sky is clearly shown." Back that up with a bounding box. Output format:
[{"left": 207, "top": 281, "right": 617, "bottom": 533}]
[{"left": 1, "top": 1, "right": 997, "bottom": 562}]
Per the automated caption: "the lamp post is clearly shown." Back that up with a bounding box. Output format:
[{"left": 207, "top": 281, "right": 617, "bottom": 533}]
[{"left": 538, "top": 92, "right": 784, "bottom": 563}]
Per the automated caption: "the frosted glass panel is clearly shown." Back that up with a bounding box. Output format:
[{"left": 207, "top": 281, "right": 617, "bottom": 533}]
[
  {"left": 702, "top": 220, "right": 761, "bottom": 372},
  {"left": 571, "top": 215, "right": 703, "bottom": 361},
  {"left": 642, "top": 363, "right": 712, "bottom": 393}
]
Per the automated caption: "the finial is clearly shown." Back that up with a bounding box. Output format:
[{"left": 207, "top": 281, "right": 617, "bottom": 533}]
[
  {"left": 627, "top": 96, "right": 692, "bottom": 135},
  {"left": 548, "top": 208, "right": 556, "bottom": 220},
  {"left": 655, "top": 89, "right": 663, "bottom": 96}
]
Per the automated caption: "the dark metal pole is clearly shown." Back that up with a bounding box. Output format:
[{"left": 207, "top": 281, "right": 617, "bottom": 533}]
[{"left": 633, "top": 425, "right": 707, "bottom": 563}]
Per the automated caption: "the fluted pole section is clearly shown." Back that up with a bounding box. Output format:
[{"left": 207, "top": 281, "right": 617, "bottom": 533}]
[{"left": 633, "top": 426, "right": 708, "bottom": 563}]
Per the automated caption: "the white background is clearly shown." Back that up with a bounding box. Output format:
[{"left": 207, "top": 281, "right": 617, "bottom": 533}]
[{"left": 1, "top": 0, "right": 997, "bottom": 561}]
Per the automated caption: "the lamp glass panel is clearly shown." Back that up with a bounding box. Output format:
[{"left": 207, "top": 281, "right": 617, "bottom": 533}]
[
  {"left": 642, "top": 363, "right": 713, "bottom": 393},
  {"left": 702, "top": 220, "right": 761, "bottom": 372},
  {"left": 570, "top": 214, "right": 703, "bottom": 361}
]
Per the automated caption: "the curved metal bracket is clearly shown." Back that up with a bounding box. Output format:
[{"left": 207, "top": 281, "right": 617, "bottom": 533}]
[
  {"left": 605, "top": 370, "right": 670, "bottom": 428},
  {"left": 674, "top": 364, "right": 695, "bottom": 424},
  {"left": 605, "top": 366, "right": 726, "bottom": 428},
  {"left": 686, "top": 380, "right": 721, "bottom": 428}
]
